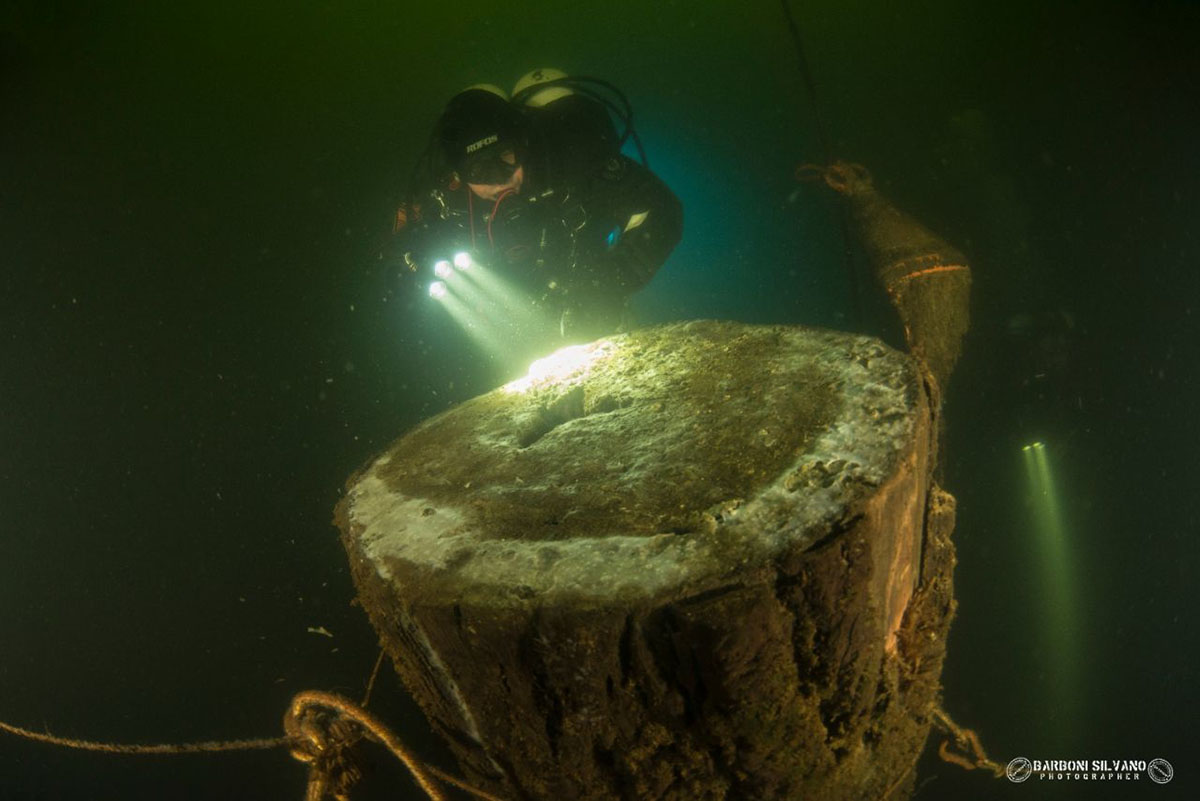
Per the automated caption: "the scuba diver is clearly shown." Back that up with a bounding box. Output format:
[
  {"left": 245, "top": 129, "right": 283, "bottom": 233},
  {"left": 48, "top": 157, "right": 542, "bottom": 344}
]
[{"left": 392, "top": 69, "right": 683, "bottom": 342}]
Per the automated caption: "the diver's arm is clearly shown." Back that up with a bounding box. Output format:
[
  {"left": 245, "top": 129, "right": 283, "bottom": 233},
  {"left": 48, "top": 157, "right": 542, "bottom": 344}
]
[
  {"left": 387, "top": 188, "right": 469, "bottom": 277},
  {"left": 570, "top": 157, "right": 683, "bottom": 295},
  {"left": 381, "top": 196, "right": 424, "bottom": 269}
]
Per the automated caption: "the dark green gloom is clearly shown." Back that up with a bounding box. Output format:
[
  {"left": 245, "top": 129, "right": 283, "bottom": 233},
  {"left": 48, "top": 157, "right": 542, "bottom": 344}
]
[{"left": 2, "top": 1, "right": 1197, "bottom": 799}]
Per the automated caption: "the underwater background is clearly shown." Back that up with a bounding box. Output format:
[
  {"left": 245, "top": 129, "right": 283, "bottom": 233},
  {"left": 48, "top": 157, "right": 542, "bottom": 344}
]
[{"left": 2, "top": 1, "right": 1197, "bottom": 799}]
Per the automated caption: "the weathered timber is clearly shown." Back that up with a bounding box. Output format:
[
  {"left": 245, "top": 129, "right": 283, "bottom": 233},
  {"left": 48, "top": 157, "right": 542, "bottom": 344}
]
[
  {"left": 337, "top": 320, "right": 956, "bottom": 800},
  {"left": 820, "top": 162, "right": 972, "bottom": 394}
]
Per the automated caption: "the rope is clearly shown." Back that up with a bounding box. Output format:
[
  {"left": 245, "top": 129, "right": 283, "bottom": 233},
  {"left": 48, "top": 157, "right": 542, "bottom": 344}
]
[
  {"left": 931, "top": 706, "right": 1005, "bottom": 778},
  {"left": 0, "top": 719, "right": 287, "bottom": 754},
  {"left": 285, "top": 690, "right": 509, "bottom": 801},
  {"left": 778, "top": 0, "right": 865, "bottom": 330},
  {"left": 361, "top": 647, "right": 387, "bottom": 708},
  {"left": 0, "top": 685, "right": 510, "bottom": 801},
  {"left": 1, "top": 695, "right": 998, "bottom": 799},
  {"left": 778, "top": 0, "right": 833, "bottom": 164},
  {"left": 286, "top": 690, "right": 444, "bottom": 800}
]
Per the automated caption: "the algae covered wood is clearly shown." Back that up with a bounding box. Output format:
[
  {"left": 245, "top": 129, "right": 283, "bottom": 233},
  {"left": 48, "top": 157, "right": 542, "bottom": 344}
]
[{"left": 337, "top": 320, "right": 955, "bottom": 800}]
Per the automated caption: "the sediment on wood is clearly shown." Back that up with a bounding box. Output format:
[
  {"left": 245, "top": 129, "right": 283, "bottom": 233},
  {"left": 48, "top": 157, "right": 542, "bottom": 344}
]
[{"left": 337, "top": 320, "right": 956, "bottom": 800}]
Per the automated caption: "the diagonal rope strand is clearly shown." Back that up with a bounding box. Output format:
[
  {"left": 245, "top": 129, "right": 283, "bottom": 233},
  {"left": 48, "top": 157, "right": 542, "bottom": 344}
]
[{"left": 0, "top": 718, "right": 288, "bottom": 754}]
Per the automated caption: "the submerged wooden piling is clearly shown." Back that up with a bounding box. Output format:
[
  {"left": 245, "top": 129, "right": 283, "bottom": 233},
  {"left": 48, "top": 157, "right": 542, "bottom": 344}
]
[
  {"left": 818, "top": 161, "right": 972, "bottom": 394},
  {"left": 337, "top": 321, "right": 956, "bottom": 800}
]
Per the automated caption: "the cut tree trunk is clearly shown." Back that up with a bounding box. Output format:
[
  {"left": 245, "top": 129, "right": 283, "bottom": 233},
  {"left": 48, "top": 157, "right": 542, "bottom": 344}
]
[{"left": 337, "top": 320, "right": 956, "bottom": 801}]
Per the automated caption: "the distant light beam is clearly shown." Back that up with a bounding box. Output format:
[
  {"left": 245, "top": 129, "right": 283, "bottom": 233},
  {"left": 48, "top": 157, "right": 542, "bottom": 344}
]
[{"left": 1021, "top": 439, "right": 1078, "bottom": 738}]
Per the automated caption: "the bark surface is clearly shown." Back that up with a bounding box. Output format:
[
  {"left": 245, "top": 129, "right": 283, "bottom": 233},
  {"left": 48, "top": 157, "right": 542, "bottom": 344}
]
[{"left": 337, "top": 321, "right": 956, "bottom": 800}]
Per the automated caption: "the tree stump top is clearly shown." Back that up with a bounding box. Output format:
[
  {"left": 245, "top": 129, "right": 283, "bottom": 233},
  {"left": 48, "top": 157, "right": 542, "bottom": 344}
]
[{"left": 342, "top": 321, "right": 919, "bottom": 608}]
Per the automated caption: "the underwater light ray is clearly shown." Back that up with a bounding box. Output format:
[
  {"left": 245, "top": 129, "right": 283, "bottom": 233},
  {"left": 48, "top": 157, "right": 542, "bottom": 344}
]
[{"left": 1021, "top": 439, "right": 1078, "bottom": 739}]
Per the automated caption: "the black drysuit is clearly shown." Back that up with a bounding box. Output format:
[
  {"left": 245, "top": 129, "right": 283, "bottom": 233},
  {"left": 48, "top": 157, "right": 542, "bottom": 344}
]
[{"left": 394, "top": 95, "right": 683, "bottom": 339}]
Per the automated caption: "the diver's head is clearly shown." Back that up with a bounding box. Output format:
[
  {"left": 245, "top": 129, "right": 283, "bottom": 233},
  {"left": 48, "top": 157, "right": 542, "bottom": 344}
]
[
  {"left": 464, "top": 148, "right": 524, "bottom": 201},
  {"left": 435, "top": 87, "right": 528, "bottom": 198}
]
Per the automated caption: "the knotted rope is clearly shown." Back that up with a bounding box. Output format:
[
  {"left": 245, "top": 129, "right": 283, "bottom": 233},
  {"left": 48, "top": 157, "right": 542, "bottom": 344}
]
[
  {"left": 1, "top": 683, "right": 507, "bottom": 801},
  {"left": 932, "top": 706, "right": 1005, "bottom": 777}
]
